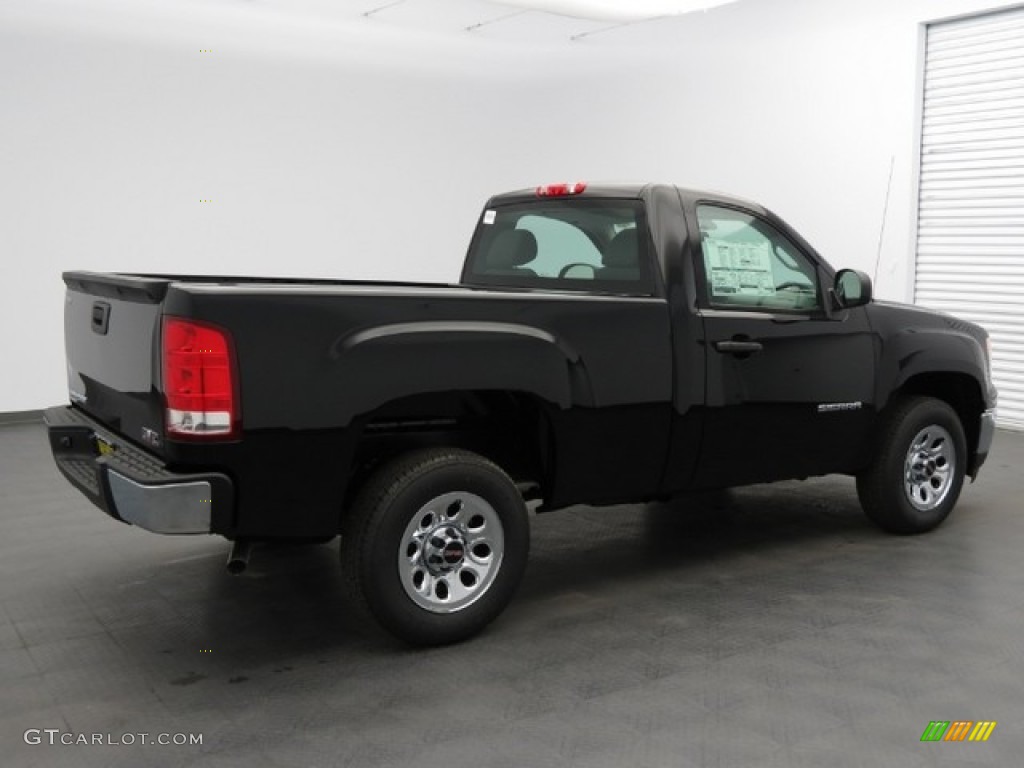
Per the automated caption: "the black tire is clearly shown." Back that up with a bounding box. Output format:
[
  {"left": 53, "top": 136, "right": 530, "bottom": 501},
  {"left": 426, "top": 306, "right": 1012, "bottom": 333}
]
[
  {"left": 340, "top": 448, "right": 530, "bottom": 646},
  {"left": 856, "top": 396, "right": 967, "bottom": 534}
]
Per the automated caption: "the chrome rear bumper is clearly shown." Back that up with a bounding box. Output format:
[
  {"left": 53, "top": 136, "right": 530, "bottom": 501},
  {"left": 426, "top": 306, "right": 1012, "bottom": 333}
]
[{"left": 44, "top": 406, "right": 231, "bottom": 535}]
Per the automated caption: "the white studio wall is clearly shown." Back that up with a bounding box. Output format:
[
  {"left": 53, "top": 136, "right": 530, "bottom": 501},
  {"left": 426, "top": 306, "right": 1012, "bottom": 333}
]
[
  {"left": 585, "top": 0, "right": 1024, "bottom": 304},
  {"left": 0, "top": 0, "right": 645, "bottom": 412},
  {"left": 1, "top": 0, "right": 1021, "bottom": 413}
]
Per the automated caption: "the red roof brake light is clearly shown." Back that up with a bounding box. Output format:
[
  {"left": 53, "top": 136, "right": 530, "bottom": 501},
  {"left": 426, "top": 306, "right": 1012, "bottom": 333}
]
[
  {"left": 536, "top": 182, "right": 587, "bottom": 197},
  {"left": 162, "top": 317, "right": 239, "bottom": 440}
]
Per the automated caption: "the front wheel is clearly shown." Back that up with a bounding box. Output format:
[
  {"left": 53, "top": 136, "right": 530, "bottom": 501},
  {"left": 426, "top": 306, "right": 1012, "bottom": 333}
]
[
  {"left": 341, "top": 448, "right": 530, "bottom": 646},
  {"left": 856, "top": 396, "right": 967, "bottom": 534}
]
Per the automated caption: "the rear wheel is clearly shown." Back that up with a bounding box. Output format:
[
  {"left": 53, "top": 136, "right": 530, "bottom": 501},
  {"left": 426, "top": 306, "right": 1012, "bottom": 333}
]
[
  {"left": 341, "top": 448, "right": 529, "bottom": 645},
  {"left": 856, "top": 396, "right": 967, "bottom": 534}
]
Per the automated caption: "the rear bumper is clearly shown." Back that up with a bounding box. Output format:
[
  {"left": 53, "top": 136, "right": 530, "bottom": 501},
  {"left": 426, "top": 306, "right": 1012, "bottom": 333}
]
[
  {"left": 969, "top": 407, "right": 996, "bottom": 479},
  {"left": 44, "top": 406, "right": 232, "bottom": 534}
]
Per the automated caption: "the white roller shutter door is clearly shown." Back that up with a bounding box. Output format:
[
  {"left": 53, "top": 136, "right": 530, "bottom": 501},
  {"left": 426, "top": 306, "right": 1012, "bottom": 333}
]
[{"left": 915, "top": 6, "right": 1024, "bottom": 428}]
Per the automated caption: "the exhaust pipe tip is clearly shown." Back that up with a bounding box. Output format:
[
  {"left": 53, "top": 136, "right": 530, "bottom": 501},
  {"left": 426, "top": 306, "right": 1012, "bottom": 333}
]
[{"left": 226, "top": 539, "right": 252, "bottom": 575}]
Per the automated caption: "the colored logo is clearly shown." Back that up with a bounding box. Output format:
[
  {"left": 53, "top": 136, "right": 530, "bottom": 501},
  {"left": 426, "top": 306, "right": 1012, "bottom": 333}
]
[
  {"left": 921, "top": 721, "right": 997, "bottom": 742},
  {"left": 442, "top": 542, "right": 465, "bottom": 564}
]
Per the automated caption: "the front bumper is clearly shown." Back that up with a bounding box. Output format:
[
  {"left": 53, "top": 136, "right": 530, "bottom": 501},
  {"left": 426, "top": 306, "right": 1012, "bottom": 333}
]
[
  {"left": 44, "top": 406, "right": 232, "bottom": 534},
  {"left": 969, "top": 407, "right": 997, "bottom": 479}
]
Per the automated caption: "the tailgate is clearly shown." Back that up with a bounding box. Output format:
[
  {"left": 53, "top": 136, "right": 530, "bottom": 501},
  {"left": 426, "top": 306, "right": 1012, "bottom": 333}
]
[{"left": 63, "top": 271, "right": 170, "bottom": 453}]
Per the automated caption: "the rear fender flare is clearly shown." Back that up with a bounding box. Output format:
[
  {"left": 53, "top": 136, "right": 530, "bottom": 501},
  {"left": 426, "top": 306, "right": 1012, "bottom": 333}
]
[{"left": 329, "top": 321, "right": 589, "bottom": 424}]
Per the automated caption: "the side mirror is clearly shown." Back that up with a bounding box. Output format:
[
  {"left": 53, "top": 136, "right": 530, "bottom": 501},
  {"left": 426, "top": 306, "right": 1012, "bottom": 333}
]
[{"left": 834, "top": 269, "right": 872, "bottom": 309}]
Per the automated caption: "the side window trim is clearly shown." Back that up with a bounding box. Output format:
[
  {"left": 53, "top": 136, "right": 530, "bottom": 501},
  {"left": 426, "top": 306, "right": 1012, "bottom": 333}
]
[{"left": 693, "top": 201, "right": 825, "bottom": 315}]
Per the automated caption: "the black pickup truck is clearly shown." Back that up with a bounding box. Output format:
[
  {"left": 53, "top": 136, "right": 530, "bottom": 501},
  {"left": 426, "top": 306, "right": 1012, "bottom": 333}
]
[{"left": 46, "top": 182, "right": 996, "bottom": 645}]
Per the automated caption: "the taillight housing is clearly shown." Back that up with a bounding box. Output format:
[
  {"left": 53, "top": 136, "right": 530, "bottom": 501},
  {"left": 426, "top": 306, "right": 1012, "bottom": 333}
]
[{"left": 162, "top": 317, "right": 239, "bottom": 440}]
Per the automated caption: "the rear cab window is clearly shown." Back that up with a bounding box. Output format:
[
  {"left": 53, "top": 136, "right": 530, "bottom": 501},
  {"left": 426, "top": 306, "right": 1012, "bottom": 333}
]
[{"left": 462, "top": 199, "right": 656, "bottom": 295}]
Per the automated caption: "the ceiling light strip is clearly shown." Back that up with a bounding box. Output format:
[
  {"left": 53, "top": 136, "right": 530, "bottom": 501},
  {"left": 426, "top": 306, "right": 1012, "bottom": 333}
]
[
  {"left": 495, "top": 0, "right": 738, "bottom": 23},
  {"left": 466, "top": 9, "right": 531, "bottom": 32},
  {"left": 363, "top": 0, "right": 409, "bottom": 18},
  {"left": 570, "top": 15, "right": 663, "bottom": 41}
]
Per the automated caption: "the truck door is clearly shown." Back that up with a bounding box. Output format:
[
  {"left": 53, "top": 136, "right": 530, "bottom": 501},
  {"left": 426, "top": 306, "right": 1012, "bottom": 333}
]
[{"left": 688, "top": 203, "right": 876, "bottom": 488}]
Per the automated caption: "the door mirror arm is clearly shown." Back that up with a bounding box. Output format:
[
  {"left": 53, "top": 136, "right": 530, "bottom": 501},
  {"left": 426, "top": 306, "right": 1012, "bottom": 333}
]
[
  {"left": 826, "top": 287, "right": 842, "bottom": 318},
  {"left": 817, "top": 266, "right": 839, "bottom": 320}
]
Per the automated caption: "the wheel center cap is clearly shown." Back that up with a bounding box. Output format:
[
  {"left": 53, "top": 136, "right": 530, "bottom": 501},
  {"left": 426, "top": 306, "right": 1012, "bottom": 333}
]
[
  {"left": 911, "top": 454, "right": 931, "bottom": 481},
  {"left": 442, "top": 542, "right": 465, "bottom": 565},
  {"left": 423, "top": 526, "right": 466, "bottom": 573}
]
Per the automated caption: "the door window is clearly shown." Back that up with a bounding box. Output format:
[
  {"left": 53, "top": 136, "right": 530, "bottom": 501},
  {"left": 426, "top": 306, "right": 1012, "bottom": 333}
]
[{"left": 697, "top": 205, "right": 820, "bottom": 312}]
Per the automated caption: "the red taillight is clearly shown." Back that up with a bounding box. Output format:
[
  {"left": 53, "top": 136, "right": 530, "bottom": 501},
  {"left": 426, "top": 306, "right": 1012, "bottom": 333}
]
[
  {"left": 162, "top": 317, "right": 239, "bottom": 439},
  {"left": 536, "top": 182, "right": 587, "bottom": 197}
]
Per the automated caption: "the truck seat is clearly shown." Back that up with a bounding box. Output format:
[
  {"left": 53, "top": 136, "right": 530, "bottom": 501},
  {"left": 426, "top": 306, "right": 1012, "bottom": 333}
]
[
  {"left": 598, "top": 230, "right": 640, "bottom": 280},
  {"left": 485, "top": 230, "right": 538, "bottom": 276}
]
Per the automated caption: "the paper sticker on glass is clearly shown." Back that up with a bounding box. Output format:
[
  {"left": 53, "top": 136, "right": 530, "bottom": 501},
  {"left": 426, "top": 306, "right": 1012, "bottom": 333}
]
[{"left": 704, "top": 239, "right": 775, "bottom": 297}]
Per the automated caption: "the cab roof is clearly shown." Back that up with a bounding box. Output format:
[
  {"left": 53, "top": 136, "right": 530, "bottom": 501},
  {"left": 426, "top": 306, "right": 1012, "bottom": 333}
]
[{"left": 486, "top": 183, "right": 770, "bottom": 217}]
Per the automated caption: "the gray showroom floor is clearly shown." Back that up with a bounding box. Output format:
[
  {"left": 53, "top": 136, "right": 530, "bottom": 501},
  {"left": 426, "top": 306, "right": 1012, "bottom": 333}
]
[{"left": 1, "top": 421, "right": 1022, "bottom": 768}]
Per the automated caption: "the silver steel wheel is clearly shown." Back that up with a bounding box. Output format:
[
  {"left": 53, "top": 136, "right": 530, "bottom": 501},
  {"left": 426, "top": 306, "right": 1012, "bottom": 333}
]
[
  {"left": 904, "top": 424, "right": 956, "bottom": 511},
  {"left": 398, "top": 491, "right": 505, "bottom": 614}
]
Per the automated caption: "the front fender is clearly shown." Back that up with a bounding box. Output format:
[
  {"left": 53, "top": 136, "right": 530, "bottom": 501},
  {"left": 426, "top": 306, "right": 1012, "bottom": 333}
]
[{"left": 876, "top": 327, "right": 990, "bottom": 411}]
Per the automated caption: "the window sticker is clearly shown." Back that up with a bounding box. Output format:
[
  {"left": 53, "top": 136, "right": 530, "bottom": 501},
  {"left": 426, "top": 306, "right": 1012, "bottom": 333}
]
[
  {"left": 703, "top": 239, "right": 775, "bottom": 297},
  {"left": 483, "top": 210, "right": 496, "bottom": 225}
]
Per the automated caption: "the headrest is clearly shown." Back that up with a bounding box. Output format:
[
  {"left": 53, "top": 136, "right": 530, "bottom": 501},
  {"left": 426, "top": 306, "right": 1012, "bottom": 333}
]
[
  {"left": 603, "top": 230, "right": 639, "bottom": 268},
  {"left": 486, "top": 230, "right": 538, "bottom": 269}
]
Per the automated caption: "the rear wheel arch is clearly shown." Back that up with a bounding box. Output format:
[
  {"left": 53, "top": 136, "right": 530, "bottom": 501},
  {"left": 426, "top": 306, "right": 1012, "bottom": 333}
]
[{"left": 340, "top": 390, "right": 556, "bottom": 525}]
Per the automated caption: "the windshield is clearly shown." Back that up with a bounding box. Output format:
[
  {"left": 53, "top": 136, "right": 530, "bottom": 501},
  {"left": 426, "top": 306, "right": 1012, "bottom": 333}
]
[{"left": 462, "top": 199, "right": 654, "bottom": 294}]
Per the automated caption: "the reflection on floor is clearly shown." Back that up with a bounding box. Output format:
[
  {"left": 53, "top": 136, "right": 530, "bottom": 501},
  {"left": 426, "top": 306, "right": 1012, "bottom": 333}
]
[{"left": 1, "top": 421, "right": 1021, "bottom": 767}]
